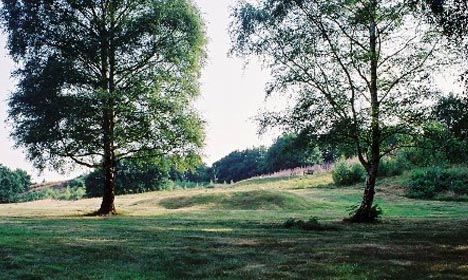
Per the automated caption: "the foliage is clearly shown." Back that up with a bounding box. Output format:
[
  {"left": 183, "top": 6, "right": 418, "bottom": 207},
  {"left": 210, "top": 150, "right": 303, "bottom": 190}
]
[
  {"left": 398, "top": 119, "right": 468, "bottom": 166},
  {"left": 0, "top": 165, "right": 31, "bottom": 203},
  {"left": 332, "top": 159, "right": 366, "bottom": 186},
  {"left": 434, "top": 94, "right": 468, "bottom": 141},
  {"left": 17, "top": 186, "right": 87, "bottom": 202},
  {"left": 424, "top": 0, "right": 468, "bottom": 39},
  {"left": 431, "top": 95, "right": 468, "bottom": 163},
  {"left": 377, "top": 154, "right": 411, "bottom": 178},
  {"left": 170, "top": 163, "right": 212, "bottom": 184},
  {"left": 407, "top": 166, "right": 468, "bottom": 199},
  {"left": 263, "top": 134, "right": 323, "bottom": 173},
  {"left": 1, "top": 0, "right": 207, "bottom": 214},
  {"left": 85, "top": 158, "right": 173, "bottom": 197},
  {"left": 212, "top": 147, "right": 267, "bottom": 183}
]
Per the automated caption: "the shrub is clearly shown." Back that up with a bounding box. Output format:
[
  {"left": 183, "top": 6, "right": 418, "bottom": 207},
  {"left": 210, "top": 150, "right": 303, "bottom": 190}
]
[
  {"left": 332, "top": 159, "right": 366, "bottom": 186},
  {"left": 407, "top": 166, "right": 468, "bottom": 199},
  {"left": 378, "top": 154, "right": 410, "bottom": 177},
  {"left": 282, "top": 217, "right": 334, "bottom": 231}
]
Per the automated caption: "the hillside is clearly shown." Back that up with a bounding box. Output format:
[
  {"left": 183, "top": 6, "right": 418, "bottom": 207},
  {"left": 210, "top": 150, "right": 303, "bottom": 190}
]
[{"left": 1, "top": 172, "right": 468, "bottom": 279}]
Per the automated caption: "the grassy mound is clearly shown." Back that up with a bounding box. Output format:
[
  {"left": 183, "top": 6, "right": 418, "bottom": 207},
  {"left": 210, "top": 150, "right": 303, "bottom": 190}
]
[{"left": 159, "top": 190, "right": 312, "bottom": 210}]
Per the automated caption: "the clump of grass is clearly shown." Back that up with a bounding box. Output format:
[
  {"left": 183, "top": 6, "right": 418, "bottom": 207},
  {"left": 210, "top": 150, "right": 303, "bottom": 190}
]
[
  {"left": 345, "top": 204, "right": 384, "bottom": 223},
  {"left": 282, "top": 217, "right": 337, "bottom": 231}
]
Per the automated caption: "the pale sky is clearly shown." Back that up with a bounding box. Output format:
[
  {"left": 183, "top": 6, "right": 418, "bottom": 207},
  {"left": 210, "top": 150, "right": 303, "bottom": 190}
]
[{"left": 0, "top": 0, "right": 276, "bottom": 182}]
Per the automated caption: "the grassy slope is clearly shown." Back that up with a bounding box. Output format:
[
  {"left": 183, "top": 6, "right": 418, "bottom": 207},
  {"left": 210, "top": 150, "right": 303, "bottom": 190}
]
[{"left": 1, "top": 172, "right": 468, "bottom": 279}]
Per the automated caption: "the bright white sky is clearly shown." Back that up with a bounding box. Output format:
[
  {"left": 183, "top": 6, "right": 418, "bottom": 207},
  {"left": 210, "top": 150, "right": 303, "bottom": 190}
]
[{"left": 0, "top": 0, "right": 276, "bottom": 182}]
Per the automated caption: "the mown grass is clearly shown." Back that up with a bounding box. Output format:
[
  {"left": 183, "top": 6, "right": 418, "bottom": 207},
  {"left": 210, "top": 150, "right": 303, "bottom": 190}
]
[{"left": 1, "top": 172, "right": 468, "bottom": 279}]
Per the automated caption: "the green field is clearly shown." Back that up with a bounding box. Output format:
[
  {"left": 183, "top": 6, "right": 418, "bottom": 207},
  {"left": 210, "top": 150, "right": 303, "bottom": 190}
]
[{"left": 1, "top": 173, "right": 467, "bottom": 279}]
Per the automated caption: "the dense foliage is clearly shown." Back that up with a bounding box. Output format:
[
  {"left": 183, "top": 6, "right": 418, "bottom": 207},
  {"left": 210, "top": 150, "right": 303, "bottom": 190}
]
[
  {"left": 263, "top": 134, "right": 323, "bottom": 173},
  {"left": 407, "top": 166, "right": 468, "bottom": 200},
  {"left": 0, "top": 165, "right": 31, "bottom": 203},
  {"left": 331, "top": 159, "right": 366, "bottom": 186},
  {"left": 212, "top": 148, "right": 266, "bottom": 183}
]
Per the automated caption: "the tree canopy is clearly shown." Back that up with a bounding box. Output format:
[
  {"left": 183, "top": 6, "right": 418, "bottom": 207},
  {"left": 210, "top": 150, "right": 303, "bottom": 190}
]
[{"left": 2, "top": 0, "right": 207, "bottom": 214}]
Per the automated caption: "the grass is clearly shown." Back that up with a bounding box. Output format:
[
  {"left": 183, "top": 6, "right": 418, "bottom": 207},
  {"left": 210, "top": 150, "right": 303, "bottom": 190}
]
[{"left": 1, "top": 172, "right": 468, "bottom": 279}]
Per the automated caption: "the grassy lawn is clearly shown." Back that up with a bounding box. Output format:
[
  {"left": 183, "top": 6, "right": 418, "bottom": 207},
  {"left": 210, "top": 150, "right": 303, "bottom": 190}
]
[{"left": 1, "top": 173, "right": 467, "bottom": 279}]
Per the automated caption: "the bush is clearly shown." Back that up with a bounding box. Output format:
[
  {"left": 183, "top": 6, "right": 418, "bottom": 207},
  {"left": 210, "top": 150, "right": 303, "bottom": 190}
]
[
  {"left": 378, "top": 154, "right": 410, "bottom": 177},
  {"left": 407, "top": 166, "right": 468, "bottom": 199},
  {"left": 332, "top": 159, "right": 366, "bottom": 186}
]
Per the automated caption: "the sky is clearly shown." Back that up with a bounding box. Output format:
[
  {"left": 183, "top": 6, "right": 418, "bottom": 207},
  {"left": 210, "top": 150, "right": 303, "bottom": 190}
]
[{"left": 0, "top": 0, "right": 276, "bottom": 182}]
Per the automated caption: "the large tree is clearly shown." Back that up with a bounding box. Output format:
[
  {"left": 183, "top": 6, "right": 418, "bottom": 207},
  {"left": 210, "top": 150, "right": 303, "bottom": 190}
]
[
  {"left": 231, "top": 0, "right": 443, "bottom": 222},
  {"left": 2, "top": 0, "right": 206, "bottom": 215}
]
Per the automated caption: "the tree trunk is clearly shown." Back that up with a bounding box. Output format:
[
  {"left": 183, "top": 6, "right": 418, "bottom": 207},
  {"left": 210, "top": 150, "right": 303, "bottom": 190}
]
[
  {"left": 97, "top": 107, "right": 117, "bottom": 215},
  {"left": 97, "top": 138, "right": 117, "bottom": 215},
  {"left": 348, "top": 0, "right": 380, "bottom": 223},
  {"left": 347, "top": 165, "right": 378, "bottom": 223}
]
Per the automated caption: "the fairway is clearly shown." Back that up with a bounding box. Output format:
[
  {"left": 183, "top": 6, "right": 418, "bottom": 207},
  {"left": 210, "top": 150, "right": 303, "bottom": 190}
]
[{"left": 1, "top": 174, "right": 468, "bottom": 279}]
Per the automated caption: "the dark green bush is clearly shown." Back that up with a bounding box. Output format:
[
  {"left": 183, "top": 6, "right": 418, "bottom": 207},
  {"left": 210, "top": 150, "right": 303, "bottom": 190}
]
[
  {"left": 407, "top": 166, "right": 468, "bottom": 199},
  {"left": 332, "top": 159, "right": 366, "bottom": 186}
]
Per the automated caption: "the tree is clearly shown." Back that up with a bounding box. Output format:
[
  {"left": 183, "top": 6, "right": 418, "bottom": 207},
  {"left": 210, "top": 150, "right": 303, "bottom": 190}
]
[
  {"left": 212, "top": 148, "right": 266, "bottom": 183},
  {"left": 2, "top": 0, "right": 206, "bottom": 215},
  {"left": 231, "top": 0, "right": 443, "bottom": 222},
  {"left": 264, "top": 134, "right": 323, "bottom": 173},
  {"left": 0, "top": 165, "right": 31, "bottom": 203},
  {"left": 434, "top": 95, "right": 468, "bottom": 141}
]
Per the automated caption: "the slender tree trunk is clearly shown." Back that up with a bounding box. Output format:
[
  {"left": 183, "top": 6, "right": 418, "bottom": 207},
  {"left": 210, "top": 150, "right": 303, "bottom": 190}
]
[{"left": 349, "top": 0, "right": 380, "bottom": 223}]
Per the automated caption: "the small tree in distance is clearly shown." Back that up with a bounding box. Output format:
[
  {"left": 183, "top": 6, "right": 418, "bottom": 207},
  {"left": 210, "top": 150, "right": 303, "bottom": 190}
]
[
  {"left": 2, "top": 0, "right": 207, "bottom": 215},
  {"left": 231, "top": 0, "right": 445, "bottom": 222}
]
